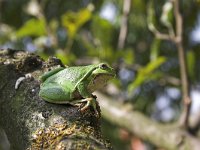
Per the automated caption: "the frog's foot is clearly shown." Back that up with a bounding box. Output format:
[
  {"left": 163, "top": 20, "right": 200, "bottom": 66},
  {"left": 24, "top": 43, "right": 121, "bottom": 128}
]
[
  {"left": 80, "top": 98, "right": 93, "bottom": 111},
  {"left": 72, "top": 98, "right": 99, "bottom": 117}
]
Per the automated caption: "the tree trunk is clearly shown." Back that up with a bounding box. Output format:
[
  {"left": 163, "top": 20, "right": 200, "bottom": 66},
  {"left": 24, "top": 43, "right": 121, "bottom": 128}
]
[{"left": 0, "top": 49, "right": 110, "bottom": 150}]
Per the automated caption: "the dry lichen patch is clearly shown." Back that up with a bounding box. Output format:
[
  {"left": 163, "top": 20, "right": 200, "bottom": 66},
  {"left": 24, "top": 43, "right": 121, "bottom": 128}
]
[{"left": 28, "top": 122, "right": 76, "bottom": 150}]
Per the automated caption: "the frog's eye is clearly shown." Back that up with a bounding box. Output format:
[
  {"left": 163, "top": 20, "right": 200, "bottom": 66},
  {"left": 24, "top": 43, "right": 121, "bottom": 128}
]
[{"left": 100, "top": 64, "right": 108, "bottom": 70}]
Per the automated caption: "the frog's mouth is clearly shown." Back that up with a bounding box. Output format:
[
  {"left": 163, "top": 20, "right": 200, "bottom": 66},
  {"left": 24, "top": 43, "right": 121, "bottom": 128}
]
[
  {"left": 97, "top": 72, "right": 115, "bottom": 78},
  {"left": 94, "top": 73, "right": 114, "bottom": 81}
]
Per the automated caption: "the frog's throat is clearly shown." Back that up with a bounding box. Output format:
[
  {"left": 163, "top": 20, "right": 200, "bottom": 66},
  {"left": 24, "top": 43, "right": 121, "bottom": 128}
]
[{"left": 87, "top": 74, "right": 113, "bottom": 93}]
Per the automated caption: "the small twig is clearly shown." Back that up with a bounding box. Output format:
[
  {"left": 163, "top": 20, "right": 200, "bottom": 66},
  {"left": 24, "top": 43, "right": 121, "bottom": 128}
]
[
  {"left": 148, "top": 0, "right": 191, "bottom": 128},
  {"left": 149, "top": 26, "right": 172, "bottom": 40},
  {"left": 160, "top": 75, "right": 181, "bottom": 86},
  {"left": 117, "top": 0, "right": 131, "bottom": 50},
  {"left": 173, "top": 0, "right": 191, "bottom": 128}
]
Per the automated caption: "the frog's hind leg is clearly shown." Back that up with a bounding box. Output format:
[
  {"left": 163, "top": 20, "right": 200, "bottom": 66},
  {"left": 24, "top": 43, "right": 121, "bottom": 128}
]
[{"left": 39, "top": 83, "right": 70, "bottom": 103}]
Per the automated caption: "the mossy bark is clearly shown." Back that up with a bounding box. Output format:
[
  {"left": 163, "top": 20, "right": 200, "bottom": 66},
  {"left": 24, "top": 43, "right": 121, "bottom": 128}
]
[{"left": 0, "top": 49, "right": 110, "bottom": 150}]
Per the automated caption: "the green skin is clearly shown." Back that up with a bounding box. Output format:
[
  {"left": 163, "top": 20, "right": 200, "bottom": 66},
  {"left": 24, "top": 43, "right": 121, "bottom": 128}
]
[{"left": 39, "top": 63, "right": 115, "bottom": 115}]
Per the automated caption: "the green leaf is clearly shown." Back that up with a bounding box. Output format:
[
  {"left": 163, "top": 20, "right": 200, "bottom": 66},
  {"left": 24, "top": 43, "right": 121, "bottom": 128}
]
[
  {"left": 141, "top": 56, "right": 166, "bottom": 74},
  {"left": 16, "top": 18, "right": 46, "bottom": 38},
  {"left": 62, "top": 8, "right": 92, "bottom": 38},
  {"left": 128, "top": 56, "right": 166, "bottom": 92}
]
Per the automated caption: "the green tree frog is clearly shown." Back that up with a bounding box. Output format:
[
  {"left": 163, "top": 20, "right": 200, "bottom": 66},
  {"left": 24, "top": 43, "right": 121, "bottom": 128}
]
[{"left": 39, "top": 63, "right": 115, "bottom": 115}]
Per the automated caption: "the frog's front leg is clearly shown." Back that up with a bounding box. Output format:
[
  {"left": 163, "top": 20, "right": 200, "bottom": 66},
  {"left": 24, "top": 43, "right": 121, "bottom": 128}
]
[
  {"left": 81, "top": 97, "right": 98, "bottom": 117},
  {"left": 76, "top": 82, "right": 98, "bottom": 116},
  {"left": 71, "top": 97, "right": 98, "bottom": 117}
]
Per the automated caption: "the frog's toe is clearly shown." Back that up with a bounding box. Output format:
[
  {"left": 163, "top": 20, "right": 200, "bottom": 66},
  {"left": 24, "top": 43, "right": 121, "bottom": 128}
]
[
  {"left": 80, "top": 98, "right": 99, "bottom": 117},
  {"left": 80, "top": 98, "right": 93, "bottom": 111}
]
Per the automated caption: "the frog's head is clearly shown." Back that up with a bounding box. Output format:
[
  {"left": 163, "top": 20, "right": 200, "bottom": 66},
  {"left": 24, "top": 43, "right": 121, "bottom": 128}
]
[
  {"left": 88, "top": 63, "right": 115, "bottom": 92},
  {"left": 92, "top": 63, "right": 115, "bottom": 77}
]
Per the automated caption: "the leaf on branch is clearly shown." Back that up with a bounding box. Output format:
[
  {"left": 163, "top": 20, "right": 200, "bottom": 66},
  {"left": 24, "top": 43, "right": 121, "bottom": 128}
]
[
  {"left": 61, "top": 8, "right": 92, "bottom": 38},
  {"left": 128, "top": 56, "right": 166, "bottom": 92},
  {"left": 16, "top": 18, "right": 46, "bottom": 38}
]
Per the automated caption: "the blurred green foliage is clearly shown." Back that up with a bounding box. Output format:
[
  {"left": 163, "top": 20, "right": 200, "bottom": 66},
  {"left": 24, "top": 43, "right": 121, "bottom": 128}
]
[
  {"left": 1, "top": 0, "right": 200, "bottom": 149},
  {"left": 128, "top": 56, "right": 166, "bottom": 93},
  {"left": 62, "top": 8, "right": 92, "bottom": 38},
  {"left": 16, "top": 18, "right": 46, "bottom": 38}
]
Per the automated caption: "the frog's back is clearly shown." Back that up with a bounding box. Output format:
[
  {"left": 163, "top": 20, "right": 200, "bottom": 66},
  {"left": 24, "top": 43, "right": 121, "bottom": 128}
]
[{"left": 46, "top": 65, "right": 94, "bottom": 85}]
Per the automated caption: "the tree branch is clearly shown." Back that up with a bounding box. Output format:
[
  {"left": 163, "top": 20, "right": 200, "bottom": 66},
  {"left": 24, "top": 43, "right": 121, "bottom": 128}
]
[
  {"left": 95, "top": 92, "right": 200, "bottom": 150},
  {"left": 0, "top": 49, "right": 110, "bottom": 149},
  {"left": 173, "top": 0, "right": 191, "bottom": 128},
  {"left": 148, "top": 24, "right": 173, "bottom": 41}
]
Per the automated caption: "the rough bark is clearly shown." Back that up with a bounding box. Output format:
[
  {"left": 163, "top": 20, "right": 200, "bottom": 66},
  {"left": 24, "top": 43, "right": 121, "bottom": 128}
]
[
  {"left": 0, "top": 49, "right": 110, "bottom": 150},
  {"left": 95, "top": 92, "right": 200, "bottom": 150}
]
